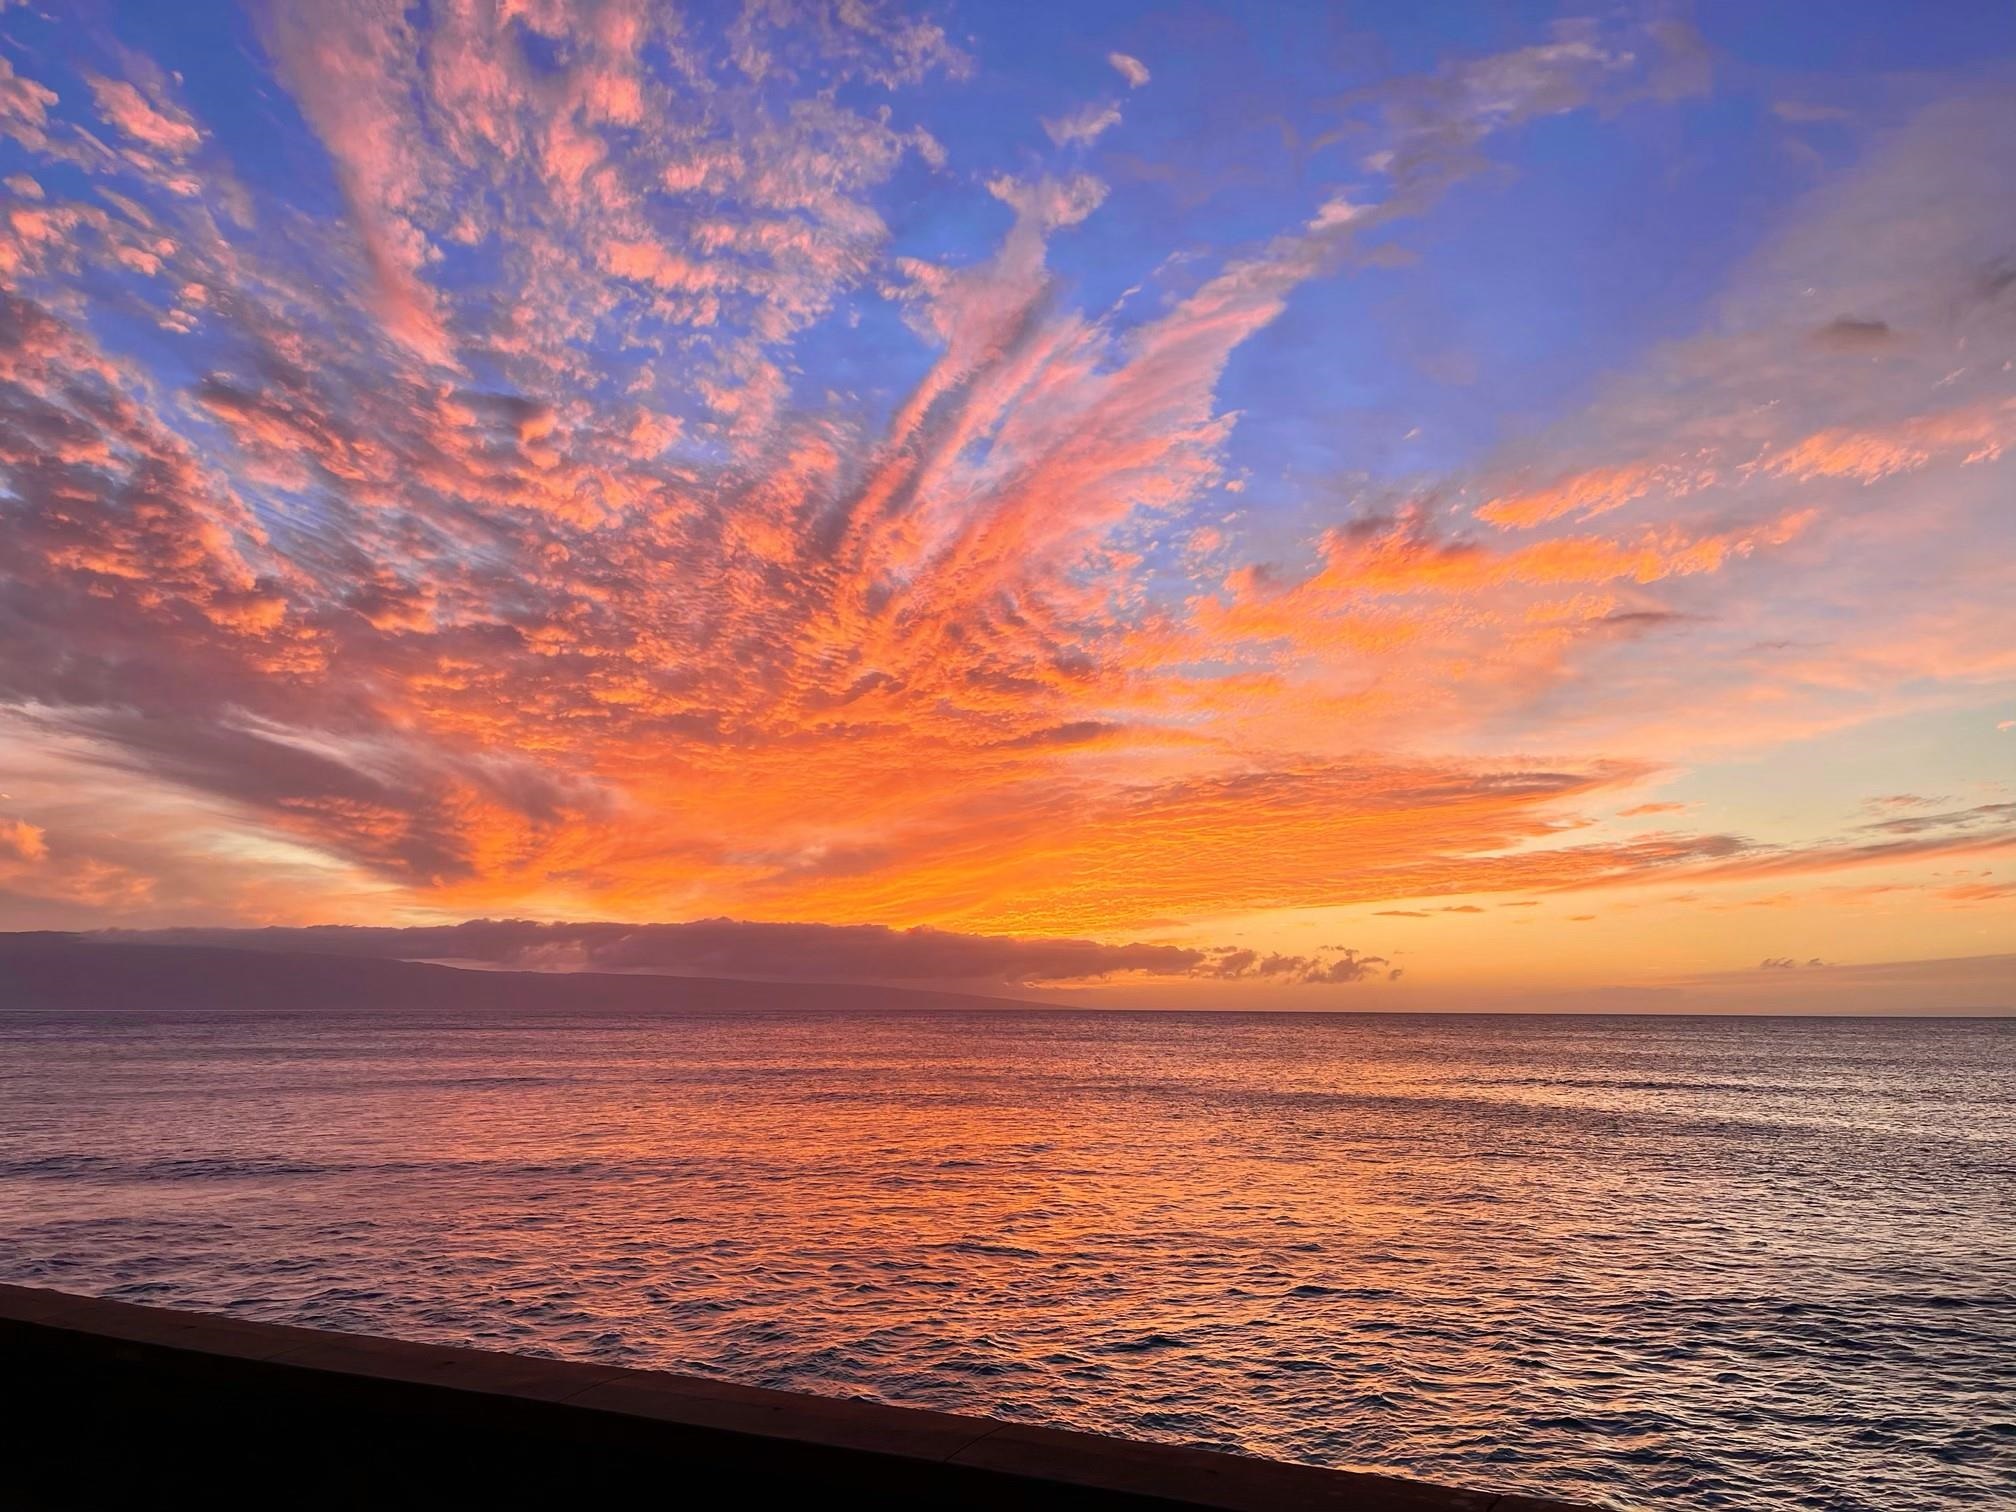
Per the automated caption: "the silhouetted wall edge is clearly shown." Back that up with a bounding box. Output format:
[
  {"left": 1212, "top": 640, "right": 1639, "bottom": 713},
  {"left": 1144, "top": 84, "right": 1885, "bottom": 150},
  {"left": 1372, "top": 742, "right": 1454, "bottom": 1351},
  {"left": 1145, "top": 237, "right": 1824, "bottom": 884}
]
[{"left": 0, "top": 1284, "right": 1599, "bottom": 1510}]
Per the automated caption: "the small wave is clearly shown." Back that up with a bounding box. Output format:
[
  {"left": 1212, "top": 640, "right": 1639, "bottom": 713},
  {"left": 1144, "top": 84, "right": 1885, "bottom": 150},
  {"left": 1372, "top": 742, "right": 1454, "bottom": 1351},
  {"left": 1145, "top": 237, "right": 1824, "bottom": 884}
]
[
  {"left": 934, "top": 1240, "right": 1041, "bottom": 1259},
  {"left": 1104, "top": 1332, "right": 1185, "bottom": 1353}
]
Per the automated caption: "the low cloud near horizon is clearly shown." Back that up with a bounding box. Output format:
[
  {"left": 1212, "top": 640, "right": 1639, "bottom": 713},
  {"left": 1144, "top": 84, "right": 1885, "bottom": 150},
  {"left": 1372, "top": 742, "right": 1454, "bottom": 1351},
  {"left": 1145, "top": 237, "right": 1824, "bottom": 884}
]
[{"left": 85, "top": 920, "right": 1397, "bottom": 989}]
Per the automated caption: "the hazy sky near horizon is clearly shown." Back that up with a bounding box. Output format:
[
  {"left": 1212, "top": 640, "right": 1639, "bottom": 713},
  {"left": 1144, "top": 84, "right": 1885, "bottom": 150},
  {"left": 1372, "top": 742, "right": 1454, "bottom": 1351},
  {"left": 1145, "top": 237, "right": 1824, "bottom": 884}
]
[{"left": 0, "top": 1, "right": 2011, "bottom": 1009}]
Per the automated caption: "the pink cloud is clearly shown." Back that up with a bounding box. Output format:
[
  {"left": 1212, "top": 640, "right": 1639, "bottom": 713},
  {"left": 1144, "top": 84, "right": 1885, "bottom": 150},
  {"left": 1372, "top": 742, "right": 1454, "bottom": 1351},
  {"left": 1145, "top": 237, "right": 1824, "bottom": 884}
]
[
  {"left": 85, "top": 74, "right": 201, "bottom": 157},
  {"left": 1108, "top": 53, "right": 1151, "bottom": 89},
  {"left": 0, "top": 55, "right": 59, "bottom": 152},
  {"left": 1042, "top": 101, "right": 1122, "bottom": 148}
]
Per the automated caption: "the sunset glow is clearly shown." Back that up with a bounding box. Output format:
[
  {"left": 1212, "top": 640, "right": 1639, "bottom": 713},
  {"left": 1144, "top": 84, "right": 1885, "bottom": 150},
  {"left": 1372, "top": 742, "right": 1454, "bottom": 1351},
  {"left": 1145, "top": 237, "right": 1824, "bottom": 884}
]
[{"left": 0, "top": 2, "right": 2011, "bottom": 1007}]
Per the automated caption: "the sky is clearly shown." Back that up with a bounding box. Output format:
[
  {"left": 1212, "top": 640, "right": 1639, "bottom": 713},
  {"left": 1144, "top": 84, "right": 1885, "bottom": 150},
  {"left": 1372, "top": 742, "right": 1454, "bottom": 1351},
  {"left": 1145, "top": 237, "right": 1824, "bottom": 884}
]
[{"left": 0, "top": 0, "right": 2011, "bottom": 1010}]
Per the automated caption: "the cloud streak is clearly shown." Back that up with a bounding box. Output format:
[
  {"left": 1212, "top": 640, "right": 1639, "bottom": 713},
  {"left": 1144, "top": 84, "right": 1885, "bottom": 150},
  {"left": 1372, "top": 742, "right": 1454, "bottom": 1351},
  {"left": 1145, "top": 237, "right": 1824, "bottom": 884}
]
[{"left": 99, "top": 920, "right": 1389, "bottom": 989}]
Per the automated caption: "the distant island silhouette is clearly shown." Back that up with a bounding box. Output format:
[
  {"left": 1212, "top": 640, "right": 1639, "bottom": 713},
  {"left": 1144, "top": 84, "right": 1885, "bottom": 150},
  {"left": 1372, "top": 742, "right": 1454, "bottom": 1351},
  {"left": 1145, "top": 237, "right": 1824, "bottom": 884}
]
[{"left": 0, "top": 934, "right": 1060, "bottom": 1015}]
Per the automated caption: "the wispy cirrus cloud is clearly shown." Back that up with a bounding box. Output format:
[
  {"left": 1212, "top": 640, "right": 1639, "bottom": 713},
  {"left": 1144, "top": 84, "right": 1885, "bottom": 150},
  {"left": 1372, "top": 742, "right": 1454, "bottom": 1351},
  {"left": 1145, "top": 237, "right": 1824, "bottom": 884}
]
[{"left": 1041, "top": 100, "right": 1121, "bottom": 148}]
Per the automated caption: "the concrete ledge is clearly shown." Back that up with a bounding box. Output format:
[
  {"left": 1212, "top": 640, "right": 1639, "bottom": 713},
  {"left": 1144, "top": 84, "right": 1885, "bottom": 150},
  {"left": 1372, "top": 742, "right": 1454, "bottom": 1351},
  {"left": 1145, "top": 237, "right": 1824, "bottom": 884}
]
[{"left": 0, "top": 1284, "right": 1596, "bottom": 1510}]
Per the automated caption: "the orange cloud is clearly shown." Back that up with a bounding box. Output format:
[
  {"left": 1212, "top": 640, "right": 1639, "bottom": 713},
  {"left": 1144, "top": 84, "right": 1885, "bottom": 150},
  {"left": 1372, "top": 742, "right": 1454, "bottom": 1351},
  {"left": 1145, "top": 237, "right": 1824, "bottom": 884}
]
[
  {"left": 1940, "top": 881, "right": 2016, "bottom": 903},
  {"left": 1476, "top": 460, "right": 1706, "bottom": 529},
  {"left": 0, "top": 817, "right": 46, "bottom": 862},
  {"left": 1755, "top": 401, "right": 2016, "bottom": 484}
]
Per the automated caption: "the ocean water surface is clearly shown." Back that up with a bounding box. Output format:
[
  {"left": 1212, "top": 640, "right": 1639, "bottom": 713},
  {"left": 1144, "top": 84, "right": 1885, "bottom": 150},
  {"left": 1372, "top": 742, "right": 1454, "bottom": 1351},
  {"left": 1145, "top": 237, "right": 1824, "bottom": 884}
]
[{"left": 1, "top": 1007, "right": 2010, "bottom": 1510}]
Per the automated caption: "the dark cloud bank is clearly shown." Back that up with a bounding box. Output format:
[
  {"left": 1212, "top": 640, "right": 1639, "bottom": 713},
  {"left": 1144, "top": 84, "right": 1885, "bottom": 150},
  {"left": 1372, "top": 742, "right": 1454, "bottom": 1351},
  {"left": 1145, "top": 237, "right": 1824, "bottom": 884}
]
[{"left": 88, "top": 919, "right": 1396, "bottom": 988}]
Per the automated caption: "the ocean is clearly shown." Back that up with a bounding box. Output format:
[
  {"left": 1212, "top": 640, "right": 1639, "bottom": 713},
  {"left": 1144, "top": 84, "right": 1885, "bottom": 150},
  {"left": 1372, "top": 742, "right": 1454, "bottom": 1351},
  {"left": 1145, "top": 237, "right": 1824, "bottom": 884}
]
[{"left": 1, "top": 1007, "right": 2010, "bottom": 1510}]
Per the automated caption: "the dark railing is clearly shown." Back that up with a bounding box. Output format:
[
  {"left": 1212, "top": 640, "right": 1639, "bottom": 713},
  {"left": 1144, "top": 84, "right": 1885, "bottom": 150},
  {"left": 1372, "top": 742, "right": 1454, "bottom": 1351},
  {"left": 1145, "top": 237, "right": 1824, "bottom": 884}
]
[{"left": 0, "top": 1283, "right": 1595, "bottom": 1510}]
